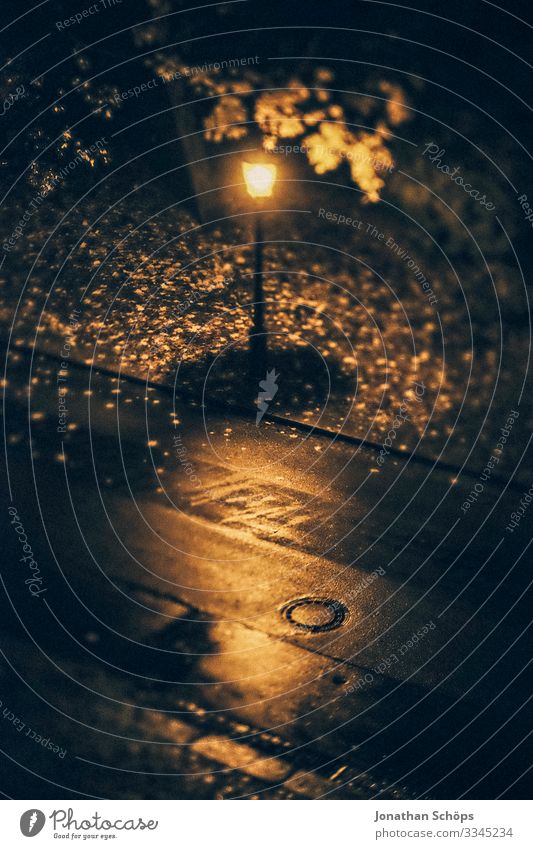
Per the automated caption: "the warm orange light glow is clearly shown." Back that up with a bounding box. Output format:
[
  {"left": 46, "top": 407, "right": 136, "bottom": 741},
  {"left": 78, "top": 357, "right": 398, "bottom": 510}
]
[{"left": 242, "top": 161, "right": 277, "bottom": 198}]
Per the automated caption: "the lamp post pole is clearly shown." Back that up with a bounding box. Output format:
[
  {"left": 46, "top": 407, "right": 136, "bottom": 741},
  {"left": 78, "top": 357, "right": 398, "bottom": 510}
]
[
  {"left": 241, "top": 161, "right": 276, "bottom": 380},
  {"left": 251, "top": 205, "right": 266, "bottom": 376}
]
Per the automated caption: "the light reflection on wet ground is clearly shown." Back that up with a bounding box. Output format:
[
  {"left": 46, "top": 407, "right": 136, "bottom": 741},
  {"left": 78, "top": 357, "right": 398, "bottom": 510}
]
[{"left": 1, "top": 350, "right": 530, "bottom": 798}]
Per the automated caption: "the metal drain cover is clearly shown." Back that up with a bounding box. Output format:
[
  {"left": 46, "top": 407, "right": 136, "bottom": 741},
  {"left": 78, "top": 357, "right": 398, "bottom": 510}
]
[{"left": 281, "top": 597, "right": 348, "bottom": 633}]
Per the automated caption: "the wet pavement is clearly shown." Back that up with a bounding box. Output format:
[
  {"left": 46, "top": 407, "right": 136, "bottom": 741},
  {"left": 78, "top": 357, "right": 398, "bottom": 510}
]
[{"left": 1, "top": 347, "right": 531, "bottom": 799}]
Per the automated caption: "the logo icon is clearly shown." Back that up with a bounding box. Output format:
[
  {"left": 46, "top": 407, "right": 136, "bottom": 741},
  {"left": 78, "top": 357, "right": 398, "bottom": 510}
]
[
  {"left": 256, "top": 368, "right": 279, "bottom": 425},
  {"left": 20, "top": 810, "right": 46, "bottom": 837}
]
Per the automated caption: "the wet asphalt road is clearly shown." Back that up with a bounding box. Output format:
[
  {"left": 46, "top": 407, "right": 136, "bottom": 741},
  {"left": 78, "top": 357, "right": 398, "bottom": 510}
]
[{"left": 1, "top": 347, "right": 531, "bottom": 799}]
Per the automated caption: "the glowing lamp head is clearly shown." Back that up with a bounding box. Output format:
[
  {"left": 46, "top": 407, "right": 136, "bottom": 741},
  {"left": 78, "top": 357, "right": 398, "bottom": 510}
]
[{"left": 242, "top": 161, "right": 277, "bottom": 198}]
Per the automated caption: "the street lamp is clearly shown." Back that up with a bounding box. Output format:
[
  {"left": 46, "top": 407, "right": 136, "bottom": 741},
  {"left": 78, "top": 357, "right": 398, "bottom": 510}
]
[
  {"left": 242, "top": 162, "right": 277, "bottom": 199},
  {"left": 242, "top": 160, "right": 277, "bottom": 378}
]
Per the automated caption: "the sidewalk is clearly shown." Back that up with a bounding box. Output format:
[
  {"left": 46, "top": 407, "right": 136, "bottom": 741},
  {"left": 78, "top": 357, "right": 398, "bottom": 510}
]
[{"left": 1, "top": 347, "right": 530, "bottom": 799}]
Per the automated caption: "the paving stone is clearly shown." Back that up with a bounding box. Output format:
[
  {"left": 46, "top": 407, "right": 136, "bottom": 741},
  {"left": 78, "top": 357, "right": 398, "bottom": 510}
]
[
  {"left": 192, "top": 735, "right": 291, "bottom": 782},
  {"left": 284, "top": 769, "right": 339, "bottom": 798}
]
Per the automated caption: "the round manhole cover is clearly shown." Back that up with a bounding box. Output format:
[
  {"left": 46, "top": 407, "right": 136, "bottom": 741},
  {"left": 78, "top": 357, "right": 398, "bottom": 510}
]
[{"left": 281, "top": 597, "right": 348, "bottom": 632}]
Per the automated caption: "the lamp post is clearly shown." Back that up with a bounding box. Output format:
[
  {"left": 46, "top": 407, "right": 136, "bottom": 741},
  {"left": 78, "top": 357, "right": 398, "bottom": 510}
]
[{"left": 242, "top": 161, "right": 277, "bottom": 378}]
